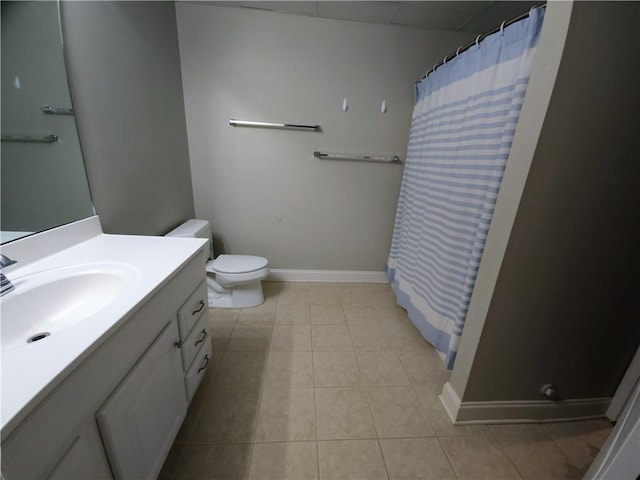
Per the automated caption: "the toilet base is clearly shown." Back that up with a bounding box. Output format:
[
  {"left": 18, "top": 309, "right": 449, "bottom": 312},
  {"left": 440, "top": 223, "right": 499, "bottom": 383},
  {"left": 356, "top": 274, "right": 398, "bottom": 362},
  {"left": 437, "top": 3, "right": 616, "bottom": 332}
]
[{"left": 207, "top": 278, "right": 264, "bottom": 308}]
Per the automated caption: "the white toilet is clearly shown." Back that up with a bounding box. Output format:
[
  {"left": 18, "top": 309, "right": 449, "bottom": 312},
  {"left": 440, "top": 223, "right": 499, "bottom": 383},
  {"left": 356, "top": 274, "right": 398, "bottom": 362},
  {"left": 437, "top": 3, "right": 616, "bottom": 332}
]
[{"left": 166, "top": 219, "right": 269, "bottom": 308}]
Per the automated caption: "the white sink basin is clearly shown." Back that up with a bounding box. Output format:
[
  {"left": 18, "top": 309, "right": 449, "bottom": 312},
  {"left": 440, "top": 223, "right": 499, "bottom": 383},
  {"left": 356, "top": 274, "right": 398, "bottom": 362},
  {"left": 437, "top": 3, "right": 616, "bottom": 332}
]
[{"left": 1, "top": 263, "right": 138, "bottom": 351}]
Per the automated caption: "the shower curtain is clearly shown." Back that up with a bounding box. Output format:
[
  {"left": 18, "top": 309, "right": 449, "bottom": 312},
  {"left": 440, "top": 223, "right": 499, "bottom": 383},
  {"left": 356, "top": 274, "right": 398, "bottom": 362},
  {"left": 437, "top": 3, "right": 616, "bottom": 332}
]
[{"left": 387, "top": 8, "right": 545, "bottom": 369}]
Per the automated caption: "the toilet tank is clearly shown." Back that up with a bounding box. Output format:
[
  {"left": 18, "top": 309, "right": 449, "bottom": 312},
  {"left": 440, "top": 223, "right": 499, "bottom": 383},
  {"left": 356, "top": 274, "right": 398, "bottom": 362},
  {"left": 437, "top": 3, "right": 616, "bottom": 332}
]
[{"left": 165, "top": 219, "right": 214, "bottom": 260}]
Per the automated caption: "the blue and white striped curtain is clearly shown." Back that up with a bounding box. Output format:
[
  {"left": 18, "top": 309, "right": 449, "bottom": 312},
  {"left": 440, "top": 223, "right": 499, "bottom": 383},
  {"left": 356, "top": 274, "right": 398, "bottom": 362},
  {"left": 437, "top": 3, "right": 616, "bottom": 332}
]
[{"left": 387, "top": 9, "right": 545, "bottom": 369}]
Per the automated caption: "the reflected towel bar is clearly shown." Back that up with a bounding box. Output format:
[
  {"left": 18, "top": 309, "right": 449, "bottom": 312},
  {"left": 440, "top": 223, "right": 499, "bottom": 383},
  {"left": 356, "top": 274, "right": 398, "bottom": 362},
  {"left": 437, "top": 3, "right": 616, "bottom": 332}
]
[
  {"left": 229, "top": 119, "right": 320, "bottom": 131},
  {"left": 41, "top": 106, "right": 74, "bottom": 115},
  {"left": 313, "top": 151, "right": 402, "bottom": 163},
  {"left": 1, "top": 134, "right": 59, "bottom": 144}
]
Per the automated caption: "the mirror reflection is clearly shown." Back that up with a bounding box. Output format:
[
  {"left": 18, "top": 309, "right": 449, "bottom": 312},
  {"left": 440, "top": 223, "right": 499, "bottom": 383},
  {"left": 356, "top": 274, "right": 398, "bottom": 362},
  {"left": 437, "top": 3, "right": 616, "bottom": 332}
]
[{"left": 1, "top": 1, "right": 94, "bottom": 244}]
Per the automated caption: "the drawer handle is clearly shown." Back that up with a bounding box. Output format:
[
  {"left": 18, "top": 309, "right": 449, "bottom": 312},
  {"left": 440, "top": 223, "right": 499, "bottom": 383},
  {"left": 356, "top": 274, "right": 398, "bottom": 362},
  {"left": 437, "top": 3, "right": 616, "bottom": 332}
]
[
  {"left": 197, "top": 354, "right": 210, "bottom": 374},
  {"left": 192, "top": 300, "right": 205, "bottom": 316},
  {"left": 195, "top": 329, "right": 208, "bottom": 346}
]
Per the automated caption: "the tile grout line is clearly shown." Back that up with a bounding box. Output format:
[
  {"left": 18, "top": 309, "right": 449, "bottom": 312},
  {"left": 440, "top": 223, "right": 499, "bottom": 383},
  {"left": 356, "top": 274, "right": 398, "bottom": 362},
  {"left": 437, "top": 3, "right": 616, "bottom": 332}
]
[
  {"left": 246, "top": 292, "right": 277, "bottom": 480},
  {"left": 543, "top": 427, "right": 593, "bottom": 475},
  {"left": 190, "top": 431, "right": 514, "bottom": 445},
  {"left": 435, "top": 436, "right": 462, "bottom": 480},
  {"left": 309, "top": 303, "right": 321, "bottom": 480},
  {"left": 352, "top": 298, "right": 392, "bottom": 480},
  {"left": 492, "top": 433, "right": 526, "bottom": 480},
  {"left": 245, "top": 288, "right": 280, "bottom": 479},
  {"left": 410, "top": 383, "right": 437, "bottom": 438},
  {"left": 267, "top": 283, "right": 319, "bottom": 479}
]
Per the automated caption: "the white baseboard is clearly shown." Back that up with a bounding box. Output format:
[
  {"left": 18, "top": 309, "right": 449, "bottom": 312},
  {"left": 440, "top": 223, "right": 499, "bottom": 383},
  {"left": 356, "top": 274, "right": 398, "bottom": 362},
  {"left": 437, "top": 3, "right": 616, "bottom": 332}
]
[
  {"left": 440, "top": 381, "right": 463, "bottom": 422},
  {"left": 439, "top": 381, "right": 610, "bottom": 424},
  {"left": 266, "top": 269, "right": 387, "bottom": 283}
]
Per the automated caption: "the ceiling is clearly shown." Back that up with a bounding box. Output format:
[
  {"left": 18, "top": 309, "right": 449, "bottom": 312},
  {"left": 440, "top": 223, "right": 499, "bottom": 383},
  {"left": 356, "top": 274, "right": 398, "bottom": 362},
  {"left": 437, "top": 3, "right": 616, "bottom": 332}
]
[{"left": 185, "top": 1, "right": 545, "bottom": 34}]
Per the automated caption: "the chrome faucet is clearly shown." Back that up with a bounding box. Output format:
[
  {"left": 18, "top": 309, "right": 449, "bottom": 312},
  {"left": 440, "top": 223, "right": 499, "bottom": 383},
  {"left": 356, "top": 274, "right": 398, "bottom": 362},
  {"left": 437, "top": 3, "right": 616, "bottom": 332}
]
[
  {"left": 1, "top": 254, "right": 17, "bottom": 296},
  {"left": 1, "top": 254, "right": 17, "bottom": 268}
]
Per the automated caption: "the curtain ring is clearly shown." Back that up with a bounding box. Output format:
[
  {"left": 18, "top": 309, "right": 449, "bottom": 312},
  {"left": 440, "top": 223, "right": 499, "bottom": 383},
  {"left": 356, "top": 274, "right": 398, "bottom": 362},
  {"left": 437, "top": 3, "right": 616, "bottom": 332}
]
[
  {"left": 475, "top": 35, "right": 481, "bottom": 46},
  {"left": 443, "top": 55, "right": 448, "bottom": 65},
  {"left": 500, "top": 21, "right": 506, "bottom": 34},
  {"left": 456, "top": 47, "right": 462, "bottom": 57}
]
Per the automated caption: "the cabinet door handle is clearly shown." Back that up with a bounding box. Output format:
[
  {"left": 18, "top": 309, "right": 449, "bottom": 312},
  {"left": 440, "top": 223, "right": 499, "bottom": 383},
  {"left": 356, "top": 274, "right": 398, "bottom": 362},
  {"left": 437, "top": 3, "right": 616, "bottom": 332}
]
[
  {"left": 195, "top": 329, "right": 208, "bottom": 346},
  {"left": 192, "top": 300, "right": 205, "bottom": 316},
  {"left": 197, "top": 354, "right": 210, "bottom": 374}
]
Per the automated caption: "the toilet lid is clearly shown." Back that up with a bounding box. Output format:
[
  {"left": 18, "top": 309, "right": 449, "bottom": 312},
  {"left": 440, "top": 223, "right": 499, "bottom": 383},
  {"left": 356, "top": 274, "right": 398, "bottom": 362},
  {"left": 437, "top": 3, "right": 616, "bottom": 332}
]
[{"left": 208, "top": 255, "right": 268, "bottom": 274}]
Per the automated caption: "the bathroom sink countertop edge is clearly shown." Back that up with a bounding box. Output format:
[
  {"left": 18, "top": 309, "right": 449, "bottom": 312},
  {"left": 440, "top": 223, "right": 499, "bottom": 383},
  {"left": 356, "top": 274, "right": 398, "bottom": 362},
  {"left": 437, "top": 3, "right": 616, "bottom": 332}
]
[{"left": 0, "top": 217, "right": 207, "bottom": 437}]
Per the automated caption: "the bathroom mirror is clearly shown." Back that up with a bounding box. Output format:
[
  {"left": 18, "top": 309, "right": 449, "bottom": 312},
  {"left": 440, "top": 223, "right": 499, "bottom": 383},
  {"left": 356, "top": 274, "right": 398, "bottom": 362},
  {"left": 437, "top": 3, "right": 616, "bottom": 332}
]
[{"left": 1, "top": 1, "right": 94, "bottom": 244}]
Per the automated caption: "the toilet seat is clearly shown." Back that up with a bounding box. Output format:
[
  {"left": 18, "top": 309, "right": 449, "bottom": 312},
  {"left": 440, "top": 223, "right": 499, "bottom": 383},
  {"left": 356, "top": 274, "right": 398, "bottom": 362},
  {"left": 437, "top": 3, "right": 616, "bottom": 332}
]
[
  {"left": 209, "top": 254, "right": 268, "bottom": 274},
  {"left": 206, "top": 255, "right": 270, "bottom": 286}
]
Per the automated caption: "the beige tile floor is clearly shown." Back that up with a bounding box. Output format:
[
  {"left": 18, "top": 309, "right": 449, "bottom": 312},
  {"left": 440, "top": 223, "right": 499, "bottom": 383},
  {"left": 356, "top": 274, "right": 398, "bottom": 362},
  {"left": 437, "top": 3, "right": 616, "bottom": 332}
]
[{"left": 160, "top": 282, "right": 613, "bottom": 480}]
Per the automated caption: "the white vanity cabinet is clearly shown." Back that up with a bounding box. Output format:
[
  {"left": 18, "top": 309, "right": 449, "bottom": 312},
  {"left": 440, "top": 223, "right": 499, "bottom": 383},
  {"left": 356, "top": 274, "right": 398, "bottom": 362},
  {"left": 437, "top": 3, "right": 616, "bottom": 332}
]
[{"left": 1, "top": 252, "right": 208, "bottom": 480}]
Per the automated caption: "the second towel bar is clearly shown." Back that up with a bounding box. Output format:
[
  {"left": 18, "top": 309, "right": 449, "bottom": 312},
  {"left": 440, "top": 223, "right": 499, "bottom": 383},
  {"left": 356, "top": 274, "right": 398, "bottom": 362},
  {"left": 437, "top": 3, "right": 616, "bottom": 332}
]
[{"left": 313, "top": 151, "right": 401, "bottom": 163}]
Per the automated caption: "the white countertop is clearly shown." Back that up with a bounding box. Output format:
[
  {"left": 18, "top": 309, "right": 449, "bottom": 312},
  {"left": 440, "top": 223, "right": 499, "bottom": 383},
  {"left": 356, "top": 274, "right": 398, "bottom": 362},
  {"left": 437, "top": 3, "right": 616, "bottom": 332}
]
[{"left": 0, "top": 217, "right": 206, "bottom": 436}]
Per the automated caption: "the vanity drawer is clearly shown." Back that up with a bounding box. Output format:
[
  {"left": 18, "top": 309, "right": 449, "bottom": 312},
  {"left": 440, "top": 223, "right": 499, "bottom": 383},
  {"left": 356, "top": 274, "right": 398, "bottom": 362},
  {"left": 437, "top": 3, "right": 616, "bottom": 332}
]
[
  {"left": 177, "top": 281, "right": 207, "bottom": 338},
  {"left": 181, "top": 312, "right": 210, "bottom": 371},
  {"left": 185, "top": 338, "right": 213, "bottom": 403}
]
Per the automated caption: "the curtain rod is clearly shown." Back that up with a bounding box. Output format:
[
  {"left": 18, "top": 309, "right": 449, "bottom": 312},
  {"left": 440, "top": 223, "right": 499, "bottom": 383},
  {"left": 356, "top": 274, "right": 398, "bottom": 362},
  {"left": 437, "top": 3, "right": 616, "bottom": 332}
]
[{"left": 415, "top": 3, "right": 546, "bottom": 85}]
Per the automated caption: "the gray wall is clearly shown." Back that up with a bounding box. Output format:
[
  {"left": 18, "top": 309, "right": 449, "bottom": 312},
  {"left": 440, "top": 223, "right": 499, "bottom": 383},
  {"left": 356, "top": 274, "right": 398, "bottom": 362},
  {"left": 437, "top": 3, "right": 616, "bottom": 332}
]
[
  {"left": 175, "top": 4, "right": 475, "bottom": 270},
  {"left": 460, "top": 1, "right": 640, "bottom": 402},
  {"left": 61, "top": 1, "right": 195, "bottom": 236}
]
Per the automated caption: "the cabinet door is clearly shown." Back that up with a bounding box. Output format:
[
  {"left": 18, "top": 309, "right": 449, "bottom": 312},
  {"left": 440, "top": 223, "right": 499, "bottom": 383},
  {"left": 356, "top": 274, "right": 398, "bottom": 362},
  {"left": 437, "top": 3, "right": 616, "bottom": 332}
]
[
  {"left": 2, "top": 416, "right": 113, "bottom": 480},
  {"left": 48, "top": 420, "right": 113, "bottom": 480},
  {"left": 97, "top": 321, "right": 186, "bottom": 480}
]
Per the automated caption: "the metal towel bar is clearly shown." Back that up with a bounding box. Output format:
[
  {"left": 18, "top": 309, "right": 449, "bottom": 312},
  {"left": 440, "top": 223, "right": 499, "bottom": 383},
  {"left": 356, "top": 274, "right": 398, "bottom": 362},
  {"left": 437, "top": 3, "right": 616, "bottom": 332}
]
[
  {"left": 229, "top": 119, "right": 320, "bottom": 131},
  {"left": 41, "top": 106, "right": 74, "bottom": 115},
  {"left": 313, "top": 151, "right": 401, "bottom": 163},
  {"left": 1, "top": 134, "right": 59, "bottom": 144}
]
